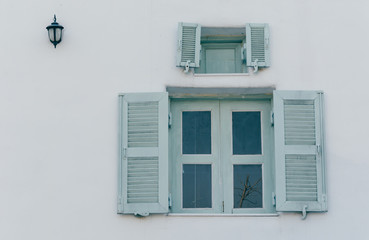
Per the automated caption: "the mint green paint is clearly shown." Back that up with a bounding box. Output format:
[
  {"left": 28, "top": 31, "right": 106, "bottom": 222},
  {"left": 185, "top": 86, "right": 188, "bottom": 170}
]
[
  {"left": 169, "top": 99, "right": 275, "bottom": 214},
  {"left": 195, "top": 43, "right": 246, "bottom": 74},
  {"left": 118, "top": 90, "right": 327, "bottom": 217},
  {"left": 176, "top": 22, "right": 201, "bottom": 68},
  {"left": 177, "top": 23, "right": 270, "bottom": 74},
  {"left": 273, "top": 91, "right": 327, "bottom": 214},
  {"left": 118, "top": 93, "right": 169, "bottom": 216},
  {"left": 169, "top": 100, "right": 222, "bottom": 213},
  {"left": 246, "top": 23, "right": 270, "bottom": 71}
]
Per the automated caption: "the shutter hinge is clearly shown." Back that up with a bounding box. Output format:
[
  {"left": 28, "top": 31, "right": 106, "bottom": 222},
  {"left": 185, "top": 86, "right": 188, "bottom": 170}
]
[
  {"left": 168, "top": 193, "right": 172, "bottom": 208},
  {"left": 199, "top": 45, "right": 202, "bottom": 61},
  {"left": 117, "top": 196, "right": 123, "bottom": 213},
  {"left": 271, "top": 111, "right": 274, "bottom": 126},
  {"left": 272, "top": 192, "right": 276, "bottom": 206},
  {"left": 252, "top": 59, "right": 259, "bottom": 73},
  {"left": 301, "top": 205, "right": 308, "bottom": 220},
  {"left": 316, "top": 145, "right": 321, "bottom": 155},
  {"left": 322, "top": 194, "right": 327, "bottom": 203},
  {"left": 168, "top": 112, "right": 172, "bottom": 128},
  {"left": 241, "top": 43, "right": 246, "bottom": 63},
  {"left": 134, "top": 212, "right": 149, "bottom": 217},
  {"left": 183, "top": 60, "right": 191, "bottom": 73},
  {"left": 122, "top": 147, "right": 127, "bottom": 159},
  {"left": 178, "top": 39, "right": 182, "bottom": 52},
  {"left": 322, "top": 194, "right": 328, "bottom": 211}
]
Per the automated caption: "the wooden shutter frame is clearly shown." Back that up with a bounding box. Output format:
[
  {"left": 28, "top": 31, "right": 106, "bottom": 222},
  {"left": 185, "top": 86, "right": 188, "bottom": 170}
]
[
  {"left": 176, "top": 22, "right": 201, "bottom": 68},
  {"left": 273, "top": 90, "right": 327, "bottom": 216},
  {"left": 118, "top": 93, "right": 169, "bottom": 216},
  {"left": 246, "top": 23, "right": 270, "bottom": 72}
]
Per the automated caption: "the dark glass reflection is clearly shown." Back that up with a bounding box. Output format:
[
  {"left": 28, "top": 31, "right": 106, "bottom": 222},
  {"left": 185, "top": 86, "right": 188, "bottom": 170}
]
[
  {"left": 182, "top": 111, "right": 211, "bottom": 154},
  {"left": 233, "top": 165, "right": 262, "bottom": 208},
  {"left": 232, "top": 112, "right": 261, "bottom": 155},
  {"left": 183, "top": 164, "right": 212, "bottom": 208}
]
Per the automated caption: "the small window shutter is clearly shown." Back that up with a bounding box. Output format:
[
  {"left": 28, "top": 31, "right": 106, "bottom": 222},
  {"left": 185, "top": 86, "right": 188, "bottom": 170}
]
[
  {"left": 274, "top": 91, "right": 327, "bottom": 214},
  {"left": 118, "top": 92, "right": 168, "bottom": 216},
  {"left": 176, "top": 22, "right": 201, "bottom": 68},
  {"left": 246, "top": 23, "right": 270, "bottom": 70}
]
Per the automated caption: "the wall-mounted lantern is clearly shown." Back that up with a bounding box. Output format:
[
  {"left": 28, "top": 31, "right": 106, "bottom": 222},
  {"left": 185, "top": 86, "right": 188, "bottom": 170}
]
[{"left": 46, "top": 15, "right": 64, "bottom": 48}]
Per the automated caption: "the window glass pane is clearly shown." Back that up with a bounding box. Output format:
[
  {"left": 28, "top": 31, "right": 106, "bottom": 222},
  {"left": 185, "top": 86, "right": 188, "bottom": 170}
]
[
  {"left": 233, "top": 165, "right": 262, "bottom": 208},
  {"left": 183, "top": 164, "right": 212, "bottom": 208},
  {"left": 182, "top": 111, "right": 211, "bottom": 154},
  {"left": 205, "top": 49, "right": 236, "bottom": 73},
  {"left": 232, "top": 111, "right": 261, "bottom": 155}
]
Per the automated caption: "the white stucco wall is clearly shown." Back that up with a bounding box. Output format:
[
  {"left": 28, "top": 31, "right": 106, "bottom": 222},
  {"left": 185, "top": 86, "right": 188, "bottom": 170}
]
[{"left": 1, "top": 0, "right": 369, "bottom": 239}]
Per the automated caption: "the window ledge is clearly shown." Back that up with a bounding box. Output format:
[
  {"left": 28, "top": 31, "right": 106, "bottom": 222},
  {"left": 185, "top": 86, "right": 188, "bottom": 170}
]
[
  {"left": 194, "top": 73, "right": 249, "bottom": 77},
  {"left": 166, "top": 213, "right": 279, "bottom": 217},
  {"left": 166, "top": 86, "right": 275, "bottom": 99}
]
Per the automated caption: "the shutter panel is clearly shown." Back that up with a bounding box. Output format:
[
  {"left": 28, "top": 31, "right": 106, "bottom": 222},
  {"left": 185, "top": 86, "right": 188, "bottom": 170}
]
[
  {"left": 246, "top": 23, "right": 270, "bottom": 70},
  {"left": 176, "top": 22, "right": 201, "bottom": 68},
  {"left": 118, "top": 92, "right": 168, "bottom": 216},
  {"left": 274, "top": 91, "right": 327, "bottom": 214}
]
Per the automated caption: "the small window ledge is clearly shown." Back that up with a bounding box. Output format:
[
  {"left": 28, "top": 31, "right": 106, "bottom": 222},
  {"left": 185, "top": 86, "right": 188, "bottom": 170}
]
[
  {"left": 166, "top": 213, "right": 279, "bottom": 217},
  {"left": 194, "top": 73, "right": 249, "bottom": 77}
]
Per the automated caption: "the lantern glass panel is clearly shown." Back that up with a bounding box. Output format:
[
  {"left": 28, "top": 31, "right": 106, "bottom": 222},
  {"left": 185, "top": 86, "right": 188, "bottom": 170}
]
[
  {"left": 55, "top": 28, "right": 62, "bottom": 42},
  {"left": 48, "top": 28, "right": 55, "bottom": 41}
]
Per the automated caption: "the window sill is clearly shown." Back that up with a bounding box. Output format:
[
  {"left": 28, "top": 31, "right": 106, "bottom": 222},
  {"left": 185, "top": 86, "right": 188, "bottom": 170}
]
[
  {"left": 166, "top": 213, "right": 279, "bottom": 217},
  {"left": 194, "top": 73, "right": 249, "bottom": 77}
]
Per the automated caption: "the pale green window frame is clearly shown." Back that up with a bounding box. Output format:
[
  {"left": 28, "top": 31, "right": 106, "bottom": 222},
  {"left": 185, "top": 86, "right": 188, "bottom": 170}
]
[
  {"left": 117, "top": 88, "right": 327, "bottom": 218},
  {"left": 176, "top": 23, "right": 270, "bottom": 74},
  {"left": 169, "top": 97, "right": 274, "bottom": 214},
  {"left": 195, "top": 43, "right": 246, "bottom": 74}
]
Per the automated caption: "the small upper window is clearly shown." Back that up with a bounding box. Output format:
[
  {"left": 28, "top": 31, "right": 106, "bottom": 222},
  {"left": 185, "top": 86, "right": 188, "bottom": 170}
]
[{"left": 176, "top": 23, "right": 270, "bottom": 74}]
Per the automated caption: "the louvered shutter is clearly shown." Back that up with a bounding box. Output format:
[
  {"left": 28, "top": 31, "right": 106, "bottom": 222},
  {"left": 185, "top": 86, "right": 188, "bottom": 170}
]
[
  {"left": 118, "top": 92, "right": 168, "bottom": 216},
  {"left": 274, "top": 91, "right": 327, "bottom": 213},
  {"left": 246, "top": 23, "right": 270, "bottom": 69},
  {"left": 176, "top": 22, "right": 201, "bottom": 68}
]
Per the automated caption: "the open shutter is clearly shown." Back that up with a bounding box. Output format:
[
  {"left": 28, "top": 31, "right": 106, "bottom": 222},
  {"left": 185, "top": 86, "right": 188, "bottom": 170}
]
[
  {"left": 118, "top": 92, "right": 168, "bottom": 216},
  {"left": 176, "top": 22, "right": 201, "bottom": 68},
  {"left": 274, "top": 91, "right": 327, "bottom": 215},
  {"left": 246, "top": 23, "right": 270, "bottom": 71}
]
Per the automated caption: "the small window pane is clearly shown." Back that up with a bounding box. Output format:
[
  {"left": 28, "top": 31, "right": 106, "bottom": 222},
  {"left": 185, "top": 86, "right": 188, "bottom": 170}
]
[
  {"left": 234, "top": 165, "right": 262, "bottom": 208},
  {"left": 182, "top": 111, "right": 211, "bottom": 154},
  {"left": 232, "top": 112, "right": 261, "bottom": 155},
  {"left": 183, "top": 164, "right": 212, "bottom": 208},
  {"left": 205, "top": 49, "right": 236, "bottom": 73}
]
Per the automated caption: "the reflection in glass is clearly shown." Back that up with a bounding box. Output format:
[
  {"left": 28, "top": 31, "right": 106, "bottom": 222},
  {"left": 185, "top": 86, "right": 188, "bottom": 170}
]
[
  {"left": 182, "top": 111, "right": 211, "bottom": 154},
  {"left": 233, "top": 165, "right": 262, "bottom": 208},
  {"left": 232, "top": 111, "right": 261, "bottom": 155},
  {"left": 183, "top": 164, "right": 212, "bottom": 208}
]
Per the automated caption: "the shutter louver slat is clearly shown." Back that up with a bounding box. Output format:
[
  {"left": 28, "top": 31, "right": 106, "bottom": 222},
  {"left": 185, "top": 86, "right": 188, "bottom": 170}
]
[
  {"left": 274, "top": 90, "right": 327, "bottom": 215},
  {"left": 250, "top": 27, "right": 265, "bottom": 62},
  {"left": 181, "top": 26, "right": 196, "bottom": 63},
  {"left": 128, "top": 101, "right": 159, "bottom": 148},
  {"left": 284, "top": 100, "right": 316, "bottom": 145},
  {"left": 285, "top": 154, "right": 317, "bottom": 202},
  {"left": 126, "top": 100, "right": 160, "bottom": 204},
  {"left": 119, "top": 92, "right": 168, "bottom": 216},
  {"left": 177, "top": 23, "right": 201, "bottom": 68},
  {"left": 127, "top": 156, "right": 159, "bottom": 203},
  {"left": 246, "top": 23, "right": 270, "bottom": 70}
]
